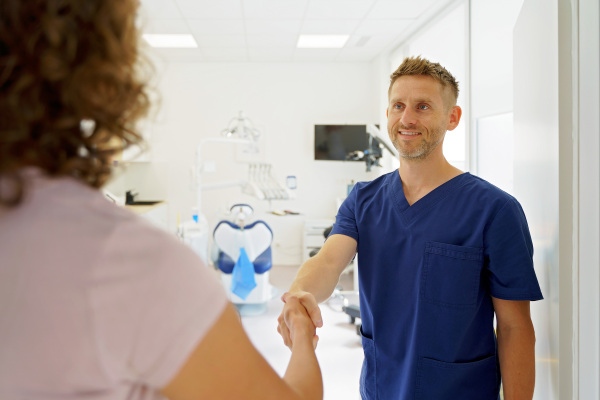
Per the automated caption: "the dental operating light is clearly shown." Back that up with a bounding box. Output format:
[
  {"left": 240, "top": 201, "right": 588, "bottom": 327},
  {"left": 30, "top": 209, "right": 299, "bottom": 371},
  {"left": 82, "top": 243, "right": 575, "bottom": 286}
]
[{"left": 220, "top": 111, "right": 261, "bottom": 141}]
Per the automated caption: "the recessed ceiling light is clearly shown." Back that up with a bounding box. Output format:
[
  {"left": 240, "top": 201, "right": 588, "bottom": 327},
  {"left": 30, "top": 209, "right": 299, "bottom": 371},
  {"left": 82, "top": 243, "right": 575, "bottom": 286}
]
[
  {"left": 142, "top": 34, "right": 198, "bottom": 48},
  {"left": 297, "top": 34, "right": 349, "bottom": 49}
]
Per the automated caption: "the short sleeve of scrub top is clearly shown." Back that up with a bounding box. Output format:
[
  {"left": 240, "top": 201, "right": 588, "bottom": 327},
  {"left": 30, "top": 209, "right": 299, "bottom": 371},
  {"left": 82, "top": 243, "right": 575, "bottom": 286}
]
[
  {"left": 484, "top": 197, "right": 543, "bottom": 301},
  {"left": 330, "top": 182, "right": 360, "bottom": 242}
]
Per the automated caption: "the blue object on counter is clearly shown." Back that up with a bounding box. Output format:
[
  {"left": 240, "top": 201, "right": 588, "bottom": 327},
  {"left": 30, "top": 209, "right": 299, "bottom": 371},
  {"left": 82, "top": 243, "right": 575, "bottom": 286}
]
[{"left": 286, "top": 175, "right": 297, "bottom": 190}]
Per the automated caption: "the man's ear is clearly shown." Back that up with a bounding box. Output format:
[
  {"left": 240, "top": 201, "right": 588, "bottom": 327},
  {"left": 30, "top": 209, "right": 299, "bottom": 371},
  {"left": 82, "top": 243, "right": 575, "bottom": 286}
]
[{"left": 446, "top": 105, "right": 462, "bottom": 131}]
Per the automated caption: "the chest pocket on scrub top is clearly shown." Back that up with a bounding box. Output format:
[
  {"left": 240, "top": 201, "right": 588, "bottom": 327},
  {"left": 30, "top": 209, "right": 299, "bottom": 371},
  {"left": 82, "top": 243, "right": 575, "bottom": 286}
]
[{"left": 420, "top": 242, "right": 483, "bottom": 308}]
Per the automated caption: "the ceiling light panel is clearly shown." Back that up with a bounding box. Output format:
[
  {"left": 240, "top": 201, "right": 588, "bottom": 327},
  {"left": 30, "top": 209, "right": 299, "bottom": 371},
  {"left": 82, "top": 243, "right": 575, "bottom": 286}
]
[
  {"left": 297, "top": 34, "right": 349, "bottom": 48},
  {"left": 143, "top": 34, "right": 198, "bottom": 48}
]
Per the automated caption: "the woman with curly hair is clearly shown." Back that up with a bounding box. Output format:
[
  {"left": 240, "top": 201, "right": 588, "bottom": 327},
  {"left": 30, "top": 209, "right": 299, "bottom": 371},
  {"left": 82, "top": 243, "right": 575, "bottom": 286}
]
[{"left": 0, "top": 1, "right": 322, "bottom": 399}]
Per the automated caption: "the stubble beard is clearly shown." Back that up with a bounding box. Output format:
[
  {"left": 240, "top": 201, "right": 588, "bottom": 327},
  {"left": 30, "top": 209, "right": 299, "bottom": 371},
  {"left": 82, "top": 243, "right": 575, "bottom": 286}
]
[{"left": 389, "top": 125, "right": 445, "bottom": 161}]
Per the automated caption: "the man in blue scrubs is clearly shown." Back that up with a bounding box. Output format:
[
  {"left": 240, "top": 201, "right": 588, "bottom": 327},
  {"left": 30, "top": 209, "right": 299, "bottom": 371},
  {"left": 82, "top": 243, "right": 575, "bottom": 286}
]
[{"left": 277, "top": 56, "right": 543, "bottom": 400}]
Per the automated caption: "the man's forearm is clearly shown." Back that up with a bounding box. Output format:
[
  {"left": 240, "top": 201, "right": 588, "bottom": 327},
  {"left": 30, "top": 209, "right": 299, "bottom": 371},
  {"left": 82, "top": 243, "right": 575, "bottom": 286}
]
[
  {"left": 497, "top": 324, "right": 536, "bottom": 400},
  {"left": 289, "top": 255, "right": 345, "bottom": 303}
]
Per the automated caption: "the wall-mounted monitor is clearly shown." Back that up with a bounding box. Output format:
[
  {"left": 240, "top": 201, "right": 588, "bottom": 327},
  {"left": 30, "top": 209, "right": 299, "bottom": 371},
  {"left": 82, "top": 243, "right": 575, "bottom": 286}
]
[{"left": 314, "top": 124, "right": 380, "bottom": 161}]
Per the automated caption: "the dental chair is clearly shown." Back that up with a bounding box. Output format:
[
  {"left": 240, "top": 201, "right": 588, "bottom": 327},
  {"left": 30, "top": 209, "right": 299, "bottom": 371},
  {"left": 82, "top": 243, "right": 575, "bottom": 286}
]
[{"left": 213, "top": 204, "right": 273, "bottom": 315}]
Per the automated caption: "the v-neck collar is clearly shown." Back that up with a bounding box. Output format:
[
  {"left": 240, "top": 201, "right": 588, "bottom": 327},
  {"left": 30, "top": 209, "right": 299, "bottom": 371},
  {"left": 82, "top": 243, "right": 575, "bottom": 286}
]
[{"left": 390, "top": 170, "right": 471, "bottom": 226}]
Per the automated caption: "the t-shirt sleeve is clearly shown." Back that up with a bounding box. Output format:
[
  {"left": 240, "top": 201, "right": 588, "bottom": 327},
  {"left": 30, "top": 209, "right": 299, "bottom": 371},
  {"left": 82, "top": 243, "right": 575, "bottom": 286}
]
[
  {"left": 330, "top": 184, "right": 359, "bottom": 242},
  {"left": 91, "top": 218, "right": 229, "bottom": 389},
  {"left": 484, "top": 198, "right": 543, "bottom": 301}
]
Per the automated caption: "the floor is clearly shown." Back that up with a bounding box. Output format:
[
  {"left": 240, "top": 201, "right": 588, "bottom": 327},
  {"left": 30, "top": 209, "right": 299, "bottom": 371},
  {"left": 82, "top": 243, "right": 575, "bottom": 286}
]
[{"left": 240, "top": 265, "right": 364, "bottom": 400}]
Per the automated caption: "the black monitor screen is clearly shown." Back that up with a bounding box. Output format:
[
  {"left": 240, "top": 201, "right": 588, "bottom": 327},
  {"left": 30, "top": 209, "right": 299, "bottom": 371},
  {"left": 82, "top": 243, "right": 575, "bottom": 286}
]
[{"left": 314, "top": 125, "right": 369, "bottom": 161}]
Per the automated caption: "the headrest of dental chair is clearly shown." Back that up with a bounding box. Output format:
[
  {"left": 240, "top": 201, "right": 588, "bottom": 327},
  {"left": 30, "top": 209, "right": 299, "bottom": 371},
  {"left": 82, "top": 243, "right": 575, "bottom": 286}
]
[
  {"left": 230, "top": 203, "right": 253, "bottom": 215},
  {"left": 230, "top": 203, "right": 254, "bottom": 226},
  {"left": 213, "top": 220, "right": 273, "bottom": 263}
]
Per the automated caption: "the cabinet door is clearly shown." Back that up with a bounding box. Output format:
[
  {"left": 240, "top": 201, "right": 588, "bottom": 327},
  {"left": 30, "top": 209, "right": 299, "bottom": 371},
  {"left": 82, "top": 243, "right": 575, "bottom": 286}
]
[{"left": 140, "top": 203, "right": 168, "bottom": 231}]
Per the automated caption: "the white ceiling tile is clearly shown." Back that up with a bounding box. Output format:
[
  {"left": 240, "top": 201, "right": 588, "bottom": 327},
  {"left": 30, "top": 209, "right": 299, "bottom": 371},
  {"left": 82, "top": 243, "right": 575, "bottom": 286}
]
[
  {"left": 175, "top": 0, "right": 244, "bottom": 19},
  {"left": 366, "top": 0, "right": 438, "bottom": 20},
  {"left": 245, "top": 19, "right": 303, "bottom": 35},
  {"left": 139, "top": 0, "right": 183, "bottom": 19},
  {"left": 248, "top": 47, "right": 294, "bottom": 61},
  {"left": 242, "top": 0, "right": 308, "bottom": 19},
  {"left": 195, "top": 35, "right": 247, "bottom": 47},
  {"left": 246, "top": 34, "right": 298, "bottom": 47},
  {"left": 187, "top": 19, "right": 246, "bottom": 35},
  {"left": 201, "top": 47, "right": 249, "bottom": 61},
  {"left": 293, "top": 48, "right": 338, "bottom": 62},
  {"left": 336, "top": 46, "right": 384, "bottom": 62},
  {"left": 305, "top": 1, "right": 375, "bottom": 19},
  {"left": 146, "top": 48, "right": 207, "bottom": 63},
  {"left": 138, "top": 0, "right": 451, "bottom": 63},
  {"left": 354, "top": 19, "right": 412, "bottom": 36},
  {"left": 300, "top": 19, "right": 361, "bottom": 35},
  {"left": 141, "top": 19, "right": 192, "bottom": 34}
]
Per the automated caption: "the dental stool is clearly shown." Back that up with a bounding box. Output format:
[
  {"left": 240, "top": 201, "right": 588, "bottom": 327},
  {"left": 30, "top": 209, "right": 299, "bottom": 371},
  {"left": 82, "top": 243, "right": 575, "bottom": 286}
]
[{"left": 213, "top": 207, "right": 273, "bottom": 316}]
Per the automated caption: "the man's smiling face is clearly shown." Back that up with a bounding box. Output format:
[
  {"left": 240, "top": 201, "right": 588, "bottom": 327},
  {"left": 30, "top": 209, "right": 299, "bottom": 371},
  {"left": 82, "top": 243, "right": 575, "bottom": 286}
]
[{"left": 387, "top": 75, "right": 456, "bottom": 161}]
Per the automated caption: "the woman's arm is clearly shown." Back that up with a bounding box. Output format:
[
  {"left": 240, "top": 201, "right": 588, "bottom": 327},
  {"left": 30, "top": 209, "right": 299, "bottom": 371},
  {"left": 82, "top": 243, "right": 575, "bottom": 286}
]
[
  {"left": 277, "top": 234, "right": 358, "bottom": 348},
  {"left": 161, "top": 300, "right": 322, "bottom": 400}
]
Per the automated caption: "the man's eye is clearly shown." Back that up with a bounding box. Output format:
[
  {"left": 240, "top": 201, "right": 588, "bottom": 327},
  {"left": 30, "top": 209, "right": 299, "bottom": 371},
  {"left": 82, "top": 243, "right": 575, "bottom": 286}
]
[{"left": 418, "top": 105, "right": 430, "bottom": 110}]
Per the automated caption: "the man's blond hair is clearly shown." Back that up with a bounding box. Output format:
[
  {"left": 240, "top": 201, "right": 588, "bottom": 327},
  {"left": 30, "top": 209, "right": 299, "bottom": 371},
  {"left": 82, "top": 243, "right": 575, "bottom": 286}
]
[{"left": 388, "top": 56, "right": 459, "bottom": 107}]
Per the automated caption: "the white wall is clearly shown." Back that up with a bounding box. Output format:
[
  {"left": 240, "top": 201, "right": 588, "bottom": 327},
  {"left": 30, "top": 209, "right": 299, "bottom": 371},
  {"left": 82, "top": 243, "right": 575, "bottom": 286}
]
[
  {"left": 470, "top": 0, "right": 524, "bottom": 193},
  {"left": 513, "top": 0, "right": 559, "bottom": 398},
  {"left": 145, "top": 61, "right": 381, "bottom": 265},
  {"left": 576, "top": 0, "right": 600, "bottom": 396},
  {"left": 388, "top": 1, "right": 468, "bottom": 171}
]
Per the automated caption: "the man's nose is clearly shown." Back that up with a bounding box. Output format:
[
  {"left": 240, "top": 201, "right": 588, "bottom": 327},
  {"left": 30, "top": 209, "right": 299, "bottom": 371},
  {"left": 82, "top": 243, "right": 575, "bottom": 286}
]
[{"left": 400, "top": 107, "right": 417, "bottom": 127}]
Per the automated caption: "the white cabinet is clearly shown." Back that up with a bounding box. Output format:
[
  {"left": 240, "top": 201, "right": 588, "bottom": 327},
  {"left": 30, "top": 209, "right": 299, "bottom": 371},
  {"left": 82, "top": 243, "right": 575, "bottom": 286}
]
[
  {"left": 126, "top": 202, "right": 168, "bottom": 231},
  {"left": 303, "top": 218, "right": 358, "bottom": 291},
  {"left": 302, "top": 219, "right": 334, "bottom": 262}
]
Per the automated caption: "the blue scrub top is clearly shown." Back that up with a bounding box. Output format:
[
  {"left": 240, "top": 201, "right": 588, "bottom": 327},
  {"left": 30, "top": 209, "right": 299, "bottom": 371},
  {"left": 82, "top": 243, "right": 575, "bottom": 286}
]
[{"left": 331, "top": 171, "right": 543, "bottom": 400}]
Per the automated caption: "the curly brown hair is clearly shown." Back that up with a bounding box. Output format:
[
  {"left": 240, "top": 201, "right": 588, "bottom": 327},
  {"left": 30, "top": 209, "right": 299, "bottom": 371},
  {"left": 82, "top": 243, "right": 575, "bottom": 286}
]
[
  {"left": 388, "top": 56, "right": 459, "bottom": 108},
  {"left": 0, "top": 0, "right": 150, "bottom": 206}
]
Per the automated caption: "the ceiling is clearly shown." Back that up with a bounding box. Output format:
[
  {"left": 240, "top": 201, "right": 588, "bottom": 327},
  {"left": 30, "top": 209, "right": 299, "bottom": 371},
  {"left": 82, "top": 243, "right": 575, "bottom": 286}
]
[{"left": 138, "top": 0, "right": 456, "bottom": 63}]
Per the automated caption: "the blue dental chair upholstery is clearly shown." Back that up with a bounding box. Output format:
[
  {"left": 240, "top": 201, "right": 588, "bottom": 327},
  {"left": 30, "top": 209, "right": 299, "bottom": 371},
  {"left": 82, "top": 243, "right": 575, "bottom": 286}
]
[
  {"left": 214, "top": 220, "right": 273, "bottom": 275},
  {"left": 213, "top": 212, "right": 273, "bottom": 312}
]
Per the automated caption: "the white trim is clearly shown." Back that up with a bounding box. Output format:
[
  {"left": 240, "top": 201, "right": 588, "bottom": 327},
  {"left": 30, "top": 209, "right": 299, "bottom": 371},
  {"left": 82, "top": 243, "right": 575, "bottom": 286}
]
[
  {"left": 463, "top": 1, "right": 472, "bottom": 172},
  {"left": 578, "top": 0, "right": 600, "bottom": 396},
  {"left": 558, "top": 0, "right": 578, "bottom": 398}
]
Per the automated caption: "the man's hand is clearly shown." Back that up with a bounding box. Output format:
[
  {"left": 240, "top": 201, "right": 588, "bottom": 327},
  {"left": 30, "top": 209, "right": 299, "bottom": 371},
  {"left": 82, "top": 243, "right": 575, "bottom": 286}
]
[{"left": 277, "top": 291, "right": 323, "bottom": 350}]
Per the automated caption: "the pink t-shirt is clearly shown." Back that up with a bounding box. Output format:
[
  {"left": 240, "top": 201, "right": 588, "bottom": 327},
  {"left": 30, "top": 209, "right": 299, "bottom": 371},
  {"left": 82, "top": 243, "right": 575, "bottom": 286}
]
[{"left": 0, "top": 169, "right": 228, "bottom": 399}]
